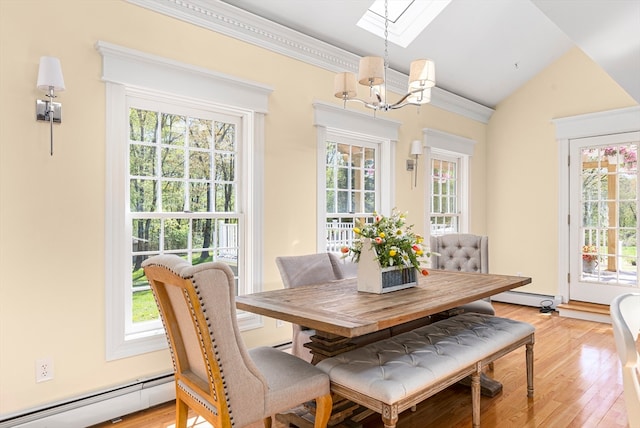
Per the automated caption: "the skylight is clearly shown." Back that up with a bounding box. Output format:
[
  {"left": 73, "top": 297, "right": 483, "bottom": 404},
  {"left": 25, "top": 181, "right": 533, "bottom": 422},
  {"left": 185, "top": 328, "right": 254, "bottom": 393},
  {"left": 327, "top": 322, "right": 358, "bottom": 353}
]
[{"left": 357, "top": 0, "right": 452, "bottom": 48}]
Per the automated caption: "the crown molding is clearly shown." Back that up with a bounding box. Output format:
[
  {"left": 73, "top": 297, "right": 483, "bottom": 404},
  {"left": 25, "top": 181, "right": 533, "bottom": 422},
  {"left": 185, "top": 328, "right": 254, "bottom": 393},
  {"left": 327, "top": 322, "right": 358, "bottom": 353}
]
[
  {"left": 552, "top": 106, "right": 640, "bottom": 140},
  {"left": 127, "top": 0, "right": 494, "bottom": 123}
]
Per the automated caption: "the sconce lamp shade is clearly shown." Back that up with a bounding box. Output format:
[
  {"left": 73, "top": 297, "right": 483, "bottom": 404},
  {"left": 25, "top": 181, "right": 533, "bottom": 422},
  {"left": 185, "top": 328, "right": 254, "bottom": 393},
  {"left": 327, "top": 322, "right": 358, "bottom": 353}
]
[
  {"left": 411, "top": 140, "right": 423, "bottom": 156},
  {"left": 358, "top": 56, "right": 385, "bottom": 86},
  {"left": 408, "top": 59, "right": 435, "bottom": 90},
  {"left": 37, "top": 56, "right": 65, "bottom": 91},
  {"left": 334, "top": 72, "right": 357, "bottom": 99}
]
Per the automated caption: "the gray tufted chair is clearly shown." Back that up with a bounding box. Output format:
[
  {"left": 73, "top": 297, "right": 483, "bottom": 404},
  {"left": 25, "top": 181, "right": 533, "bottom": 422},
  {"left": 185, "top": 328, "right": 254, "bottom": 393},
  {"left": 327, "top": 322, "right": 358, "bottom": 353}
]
[
  {"left": 143, "top": 255, "right": 332, "bottom": 428},
  {"left": 430, "top": 234, "right": 495, "bottom": 316},
  {"left": 277, "top": 253, "right": 390, "bottom": 363},
  {"left": 276, "top": 253, "right": 345, "bottom": 362}
]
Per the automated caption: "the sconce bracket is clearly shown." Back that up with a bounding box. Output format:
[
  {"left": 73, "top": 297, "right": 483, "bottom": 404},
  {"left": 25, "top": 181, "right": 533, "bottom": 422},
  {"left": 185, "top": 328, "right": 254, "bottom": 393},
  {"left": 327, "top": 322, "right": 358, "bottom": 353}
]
[
  {"left": 406, "top": 159, "right": 415, "bottom": 171},
  {"left": 36, "top": 100, "right": 62, "bottom": 123}
]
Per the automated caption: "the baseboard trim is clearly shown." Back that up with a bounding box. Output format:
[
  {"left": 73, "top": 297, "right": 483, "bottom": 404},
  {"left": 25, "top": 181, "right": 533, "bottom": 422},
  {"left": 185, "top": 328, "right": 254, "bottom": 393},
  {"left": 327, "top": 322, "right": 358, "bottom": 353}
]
[
  {"left": 0, "top": 373, "right": 175, "bottom": 428},
  {"left": 492, "top": 290, "right": 561, "bottom": 309}
]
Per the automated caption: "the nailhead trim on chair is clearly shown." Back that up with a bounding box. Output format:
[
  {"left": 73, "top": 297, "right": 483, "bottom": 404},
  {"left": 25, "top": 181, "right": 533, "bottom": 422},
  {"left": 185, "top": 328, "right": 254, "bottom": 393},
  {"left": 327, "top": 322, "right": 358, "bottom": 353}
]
[
  {"left": 144, "top": 261, "right": 236, "bottom": 425},
  {"left": 192, "top": 279, "right": 236, "bottom": 426},
  {"left": 178, "top": 379, "right": 219, "bottom": 416},
  {"left": 150, "top": 289, "right": 179, "bottom": 374}
]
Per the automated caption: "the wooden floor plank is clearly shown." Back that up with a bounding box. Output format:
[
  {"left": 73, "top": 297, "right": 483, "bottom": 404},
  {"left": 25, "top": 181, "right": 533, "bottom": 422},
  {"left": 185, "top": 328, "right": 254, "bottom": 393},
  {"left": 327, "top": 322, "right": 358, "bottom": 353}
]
[{"left": 90, "top": 302, "right": 629, "bottom": 428}]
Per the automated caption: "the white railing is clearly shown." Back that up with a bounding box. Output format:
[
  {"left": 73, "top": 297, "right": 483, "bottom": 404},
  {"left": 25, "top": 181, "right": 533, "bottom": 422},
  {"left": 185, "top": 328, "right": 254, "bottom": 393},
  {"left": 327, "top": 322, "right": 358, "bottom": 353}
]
[
  {"left": 217, "top": 221, "right": 238, "bottom": 260},
  {"left": 326, "top": 221, "right": 355, "bottom": 253}
]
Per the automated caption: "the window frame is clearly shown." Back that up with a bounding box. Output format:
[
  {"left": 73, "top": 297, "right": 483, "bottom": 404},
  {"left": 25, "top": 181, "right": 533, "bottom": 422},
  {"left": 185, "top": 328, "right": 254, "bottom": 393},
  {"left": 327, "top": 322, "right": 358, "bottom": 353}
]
[
  {"left": 313, "top": 102, "right": 400, "bottom": 252},
  {"left": 125, "top": 95, "right": 245, "bottom": 336},
  {"left": 323, "top": 131, "right": 382, "bottom": 252},
  {"left": 98, "top": 41, "right": 271, "bottom": 360},
  {"left": 423, "top": 128, "right": 476, "bottom": 242},
  {"left": 429, "top": 152, "right": 462, "bottom": 236}
]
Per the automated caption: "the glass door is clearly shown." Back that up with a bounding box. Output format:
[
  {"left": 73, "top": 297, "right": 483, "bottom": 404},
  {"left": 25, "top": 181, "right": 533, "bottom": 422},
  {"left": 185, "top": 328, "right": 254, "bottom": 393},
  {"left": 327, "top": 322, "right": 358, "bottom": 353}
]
[{"left": 569, "top": 132, "right": 639, "bottom": 304}]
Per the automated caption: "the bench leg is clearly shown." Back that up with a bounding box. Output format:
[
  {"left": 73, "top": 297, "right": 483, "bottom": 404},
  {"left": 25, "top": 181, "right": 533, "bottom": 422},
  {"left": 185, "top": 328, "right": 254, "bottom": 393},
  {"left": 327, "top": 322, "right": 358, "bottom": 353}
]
[
  {"left": 526, "top": 341, "right": 534, "bottom": 398},
  {"left": 381, "top": 403, "right": 398, "bottom": 428},
  {"left": 471, "top": 363, "right": 481, "bottom": 428}
]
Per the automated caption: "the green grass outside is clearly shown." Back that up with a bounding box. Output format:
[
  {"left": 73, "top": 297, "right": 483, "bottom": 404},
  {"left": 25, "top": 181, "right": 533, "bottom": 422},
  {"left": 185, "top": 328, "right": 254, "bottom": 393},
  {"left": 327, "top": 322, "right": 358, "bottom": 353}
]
[
  {"left": 132, "top": 290, "right": 159, "bottom": 322},
  {"left": 131, "top": 253, "right": 228, "bottom": 323}
]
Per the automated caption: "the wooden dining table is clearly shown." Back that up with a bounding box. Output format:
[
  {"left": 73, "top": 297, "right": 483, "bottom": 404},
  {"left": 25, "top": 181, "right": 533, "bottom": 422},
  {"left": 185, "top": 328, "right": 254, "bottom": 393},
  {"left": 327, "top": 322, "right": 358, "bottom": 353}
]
[
  {"left": 236, "top": 269, "right": 532, "bottom": 426},
  {"left": 237, "top": 269, "right": 531, "bottom": 359}
]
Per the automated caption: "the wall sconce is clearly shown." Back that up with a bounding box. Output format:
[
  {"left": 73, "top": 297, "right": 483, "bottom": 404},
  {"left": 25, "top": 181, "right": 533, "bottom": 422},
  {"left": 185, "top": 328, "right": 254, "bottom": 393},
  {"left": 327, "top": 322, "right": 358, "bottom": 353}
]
[
  {"left": 36, "top": 56, "right": 65, "bottom": 156},
  {"left": 406, "top": 140, "right": 423, "bottom": 187}
]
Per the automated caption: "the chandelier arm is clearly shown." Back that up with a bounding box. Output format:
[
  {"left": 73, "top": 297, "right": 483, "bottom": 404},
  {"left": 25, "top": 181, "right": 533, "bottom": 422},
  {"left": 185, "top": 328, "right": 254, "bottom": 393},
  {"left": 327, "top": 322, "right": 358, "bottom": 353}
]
[{"left": 341, "top": 97, "right": 381, "bottom": 109}]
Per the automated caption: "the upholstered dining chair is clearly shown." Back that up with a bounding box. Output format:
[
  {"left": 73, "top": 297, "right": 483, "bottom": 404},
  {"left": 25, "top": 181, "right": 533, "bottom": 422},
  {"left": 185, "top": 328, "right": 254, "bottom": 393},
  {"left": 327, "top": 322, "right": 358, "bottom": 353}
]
[
  {"left": 143, "top": 255, "right": 332, "bottom": 428},
  {"left": 430, "top": 233, "right": 495, "bottom": 316},
  {"left": 275, "top": 253, "right": 344, "bottom": 362},
  {"left": 611, "top": 293, "right": 640, "bottom": 428}
]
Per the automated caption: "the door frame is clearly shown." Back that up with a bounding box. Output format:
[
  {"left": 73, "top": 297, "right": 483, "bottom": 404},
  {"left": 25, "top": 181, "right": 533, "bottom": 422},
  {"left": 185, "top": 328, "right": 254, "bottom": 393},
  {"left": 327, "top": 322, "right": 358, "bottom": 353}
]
[
  {"left": 554, "top": 106, "right": 640, "bottom": 304},
  {"left": 568, "top": 132, "right": 639, "bottom": 304}
]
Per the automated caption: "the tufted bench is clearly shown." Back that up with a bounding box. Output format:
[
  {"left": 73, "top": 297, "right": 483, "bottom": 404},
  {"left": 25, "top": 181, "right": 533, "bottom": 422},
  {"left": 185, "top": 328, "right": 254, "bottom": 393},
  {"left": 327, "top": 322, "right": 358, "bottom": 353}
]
[{"left": 316, "top": 313, "right": 535, "bottom": 428}]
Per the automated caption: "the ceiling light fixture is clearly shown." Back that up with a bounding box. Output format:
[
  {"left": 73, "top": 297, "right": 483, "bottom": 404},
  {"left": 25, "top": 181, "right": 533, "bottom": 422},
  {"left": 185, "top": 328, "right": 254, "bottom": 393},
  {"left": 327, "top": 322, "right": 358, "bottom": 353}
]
[{"left": 334, "top": 0, "right": 435, "bottom": 112}]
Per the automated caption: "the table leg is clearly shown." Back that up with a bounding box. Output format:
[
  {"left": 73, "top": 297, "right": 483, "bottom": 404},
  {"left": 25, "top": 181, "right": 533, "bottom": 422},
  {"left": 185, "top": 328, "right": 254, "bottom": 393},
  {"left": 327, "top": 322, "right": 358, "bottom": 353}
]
[{"left": 305, "top": 331, "right": 357, "bottom": 365}]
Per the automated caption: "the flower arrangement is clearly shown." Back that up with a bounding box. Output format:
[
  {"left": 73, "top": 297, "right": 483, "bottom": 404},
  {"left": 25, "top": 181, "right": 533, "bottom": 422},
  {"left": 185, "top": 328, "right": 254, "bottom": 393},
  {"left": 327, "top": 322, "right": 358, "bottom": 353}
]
[
  {"left": 582, "top": 244, "right": 598, "bottom": 263},
  {"left": 341, "top": 209, "right": 432, "bottom": 276}
]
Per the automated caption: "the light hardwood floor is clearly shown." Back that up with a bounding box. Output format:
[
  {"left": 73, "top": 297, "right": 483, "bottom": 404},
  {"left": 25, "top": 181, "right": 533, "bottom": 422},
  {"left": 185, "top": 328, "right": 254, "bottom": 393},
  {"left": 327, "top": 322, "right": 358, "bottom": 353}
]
[{"left": 91, "top": 302, "right": 630, "bottom": 428}]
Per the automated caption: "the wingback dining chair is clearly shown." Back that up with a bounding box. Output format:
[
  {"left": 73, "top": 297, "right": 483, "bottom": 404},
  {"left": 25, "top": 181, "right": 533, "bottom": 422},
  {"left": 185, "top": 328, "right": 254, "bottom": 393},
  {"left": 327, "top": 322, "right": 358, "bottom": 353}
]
[
  {"left": 142, "top": 255, "right": 332, "bottom": 428},
  {"left": 275, "top": 253, "right": 344, "bottom": 362},
  {"left": 611, "top": 293, "right": 640, "bottom": 428},
  {"left": 430, "top": 233, "right": 496, "bottom": 316}
]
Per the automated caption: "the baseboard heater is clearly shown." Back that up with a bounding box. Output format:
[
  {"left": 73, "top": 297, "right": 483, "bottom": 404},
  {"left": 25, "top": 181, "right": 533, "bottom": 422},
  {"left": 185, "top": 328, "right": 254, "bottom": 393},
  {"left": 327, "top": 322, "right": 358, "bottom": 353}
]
[
  {"left": 0, "top": 373, "right": 175, "bottom": 428},
  {"left": 492, "top": 290, "right": 562, "bottom": 309}
]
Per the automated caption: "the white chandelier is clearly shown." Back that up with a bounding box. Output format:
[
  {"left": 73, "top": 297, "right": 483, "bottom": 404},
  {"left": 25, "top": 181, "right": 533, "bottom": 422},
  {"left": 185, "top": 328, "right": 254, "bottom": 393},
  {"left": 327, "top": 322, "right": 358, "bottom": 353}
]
[{"left": 334, "top": 0, "right": 435, "bottom": 112}]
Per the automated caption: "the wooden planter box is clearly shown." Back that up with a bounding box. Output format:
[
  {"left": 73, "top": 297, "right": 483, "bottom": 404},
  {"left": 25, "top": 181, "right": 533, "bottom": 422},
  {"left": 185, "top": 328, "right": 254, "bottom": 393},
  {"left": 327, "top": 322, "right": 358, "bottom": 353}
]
[{"left": 356, "top": 239, "right": 417, "bottom": 294}]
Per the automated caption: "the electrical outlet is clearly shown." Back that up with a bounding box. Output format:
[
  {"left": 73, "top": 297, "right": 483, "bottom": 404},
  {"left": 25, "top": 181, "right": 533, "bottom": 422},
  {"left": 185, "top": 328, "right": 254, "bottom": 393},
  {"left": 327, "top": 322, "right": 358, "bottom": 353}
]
[{"left": 35, "top": 357, "right": 54, "bottom": 383}]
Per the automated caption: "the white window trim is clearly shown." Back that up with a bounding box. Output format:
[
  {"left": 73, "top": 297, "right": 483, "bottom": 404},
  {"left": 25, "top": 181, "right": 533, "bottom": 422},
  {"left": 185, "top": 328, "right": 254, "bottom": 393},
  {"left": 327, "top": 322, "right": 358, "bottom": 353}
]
[
  {"left": 553, "top": 106, "right": 640, "bottom": 302},
  {"left": 422, "top": 128, "right": 476, "bottom": 239},
  {"left": 313, "top": 101, "right": 400, "bottom": 251},
  {"left": 97, "top": 41, "right": 272, "bottom": 360}
]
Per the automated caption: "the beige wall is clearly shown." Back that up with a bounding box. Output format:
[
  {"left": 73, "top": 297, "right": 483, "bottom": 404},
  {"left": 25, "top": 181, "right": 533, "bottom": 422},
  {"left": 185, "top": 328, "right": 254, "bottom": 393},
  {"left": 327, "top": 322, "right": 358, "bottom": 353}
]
[
  {"left": 486, "top": 47, "right": 637, "bottom": 296},
  {"left": 3, "top": 0, "right": 635, "bottom": 417},
  {"left": 0, "top": 0, "right": 487, "bottom": 414}
]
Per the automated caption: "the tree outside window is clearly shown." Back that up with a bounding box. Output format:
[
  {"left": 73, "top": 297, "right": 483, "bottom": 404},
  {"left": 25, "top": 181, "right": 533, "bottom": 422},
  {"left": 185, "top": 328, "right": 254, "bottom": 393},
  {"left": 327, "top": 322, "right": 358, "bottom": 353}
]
[{"left": 128, "top": 106, "right": 241, "bottom": 324}]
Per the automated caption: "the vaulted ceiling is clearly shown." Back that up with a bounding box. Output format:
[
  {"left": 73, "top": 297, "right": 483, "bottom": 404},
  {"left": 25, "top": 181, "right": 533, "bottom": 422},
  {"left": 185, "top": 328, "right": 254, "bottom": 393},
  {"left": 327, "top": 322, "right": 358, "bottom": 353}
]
[
  {"left": 218, "top": 0, "right": 640, "bottom": 108},
  {"left": 129, "top": 0, "right": 640, "bottom": 116}
]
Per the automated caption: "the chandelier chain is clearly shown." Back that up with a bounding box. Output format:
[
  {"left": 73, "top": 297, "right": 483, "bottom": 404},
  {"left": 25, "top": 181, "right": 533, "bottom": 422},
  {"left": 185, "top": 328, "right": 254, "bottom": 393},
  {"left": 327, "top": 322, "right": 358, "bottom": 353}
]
[
  {"left": 384, "top": 0, "right": 389, "bottom": 70},
  {"left": 383, "top": 0, "right": 389, "bottom": 105}
]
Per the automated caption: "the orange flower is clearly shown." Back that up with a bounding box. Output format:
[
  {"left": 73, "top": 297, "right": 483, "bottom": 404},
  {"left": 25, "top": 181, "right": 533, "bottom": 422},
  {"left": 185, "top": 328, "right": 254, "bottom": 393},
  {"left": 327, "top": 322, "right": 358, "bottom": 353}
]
[
  {"left": 421, "top": 269, "right": 429, "bottom": 276},
  {"left": 340, "top": 246, "right": 350, "bottom": 254}
]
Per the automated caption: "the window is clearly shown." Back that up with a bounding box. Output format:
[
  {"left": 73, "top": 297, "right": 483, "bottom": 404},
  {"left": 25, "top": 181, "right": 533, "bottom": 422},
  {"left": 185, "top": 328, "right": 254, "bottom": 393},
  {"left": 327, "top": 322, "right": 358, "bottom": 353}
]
[
  {"left": 324, "top": 132, "right": 379, "bottom": 252},
  {"left": 430, "top": 154, "right": 460, "bottom": 235},
  {"left": 127, "top": 99, "right": 242, "bottom": 335},
  {"left": 98, "top": 42, "right": 271, "bottom": 360},
  {"left": 424, "top": 129, "right": 475, "bottom": 238},
  {"left": 313, "top": 102, "right": 399, "bottom": 253}
]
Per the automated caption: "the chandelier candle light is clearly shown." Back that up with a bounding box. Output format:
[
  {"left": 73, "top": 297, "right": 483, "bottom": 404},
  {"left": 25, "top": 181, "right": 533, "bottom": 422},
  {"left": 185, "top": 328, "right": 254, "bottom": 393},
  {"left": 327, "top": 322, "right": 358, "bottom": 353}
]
[{"left": 334, "top": 0, "right": 435, "bottom": 112}]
